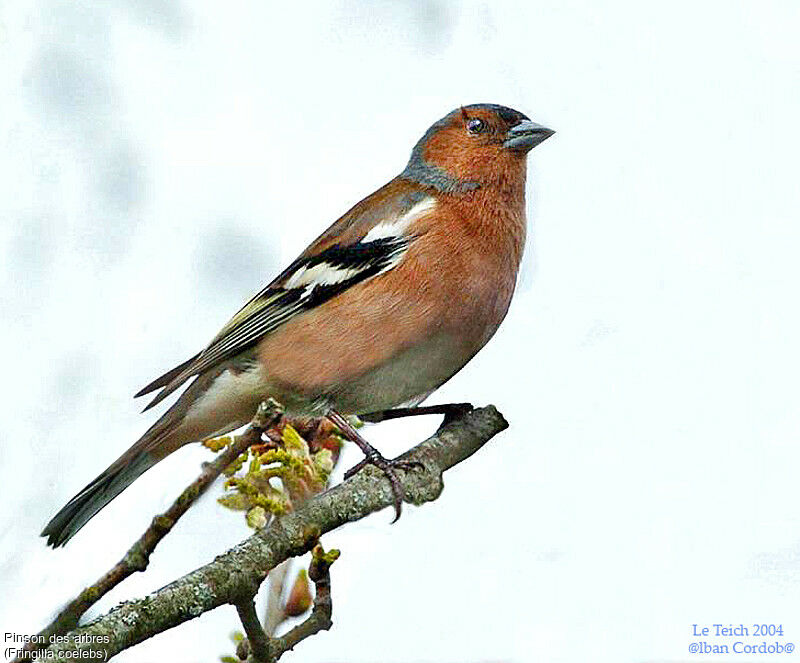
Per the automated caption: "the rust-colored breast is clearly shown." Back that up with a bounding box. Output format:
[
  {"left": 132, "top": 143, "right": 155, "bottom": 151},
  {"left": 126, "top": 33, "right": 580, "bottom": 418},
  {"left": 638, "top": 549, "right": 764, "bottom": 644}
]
[{"left": 256, "top": 183, "right": 527, "bottom": 410}]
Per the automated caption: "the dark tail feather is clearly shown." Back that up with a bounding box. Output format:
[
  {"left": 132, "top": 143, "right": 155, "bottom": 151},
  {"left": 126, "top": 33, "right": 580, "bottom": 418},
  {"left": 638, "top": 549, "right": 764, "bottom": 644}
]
[
  {"left": 45, "top": 366, "right": 226, "bottom": 547},
  {"left": 134, "top": 352, "right": 200, "bottom": 398},
  {"left": 139, "top": 372, "right": 193, "bottom": 413},
  {"left": 41, "top": 449, "right": 157, "bottom": 547}
]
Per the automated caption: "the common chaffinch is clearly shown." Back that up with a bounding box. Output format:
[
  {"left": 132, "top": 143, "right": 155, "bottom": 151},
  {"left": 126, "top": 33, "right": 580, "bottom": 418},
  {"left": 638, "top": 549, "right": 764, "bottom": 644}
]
[{"left": 42, "top": 104, "right": 553, "bottom": 547}]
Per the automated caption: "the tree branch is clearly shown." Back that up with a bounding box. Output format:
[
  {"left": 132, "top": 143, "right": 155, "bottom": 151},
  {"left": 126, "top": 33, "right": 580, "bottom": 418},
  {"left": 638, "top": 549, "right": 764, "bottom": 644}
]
[
  {"left": 269, "top": 544, "right": 337, "bottom": 660},
  {"left": 41, "top": 405, "right": 508, "bottom": 661},
  {"left": 14, "top": 401, "right": 282, "bottom": 663},
  {"left": 235, "top": 544, "right": 338, "bottom": 663},
  {"left": 235, "top": 599, "right": 272, "bottom": 663}
]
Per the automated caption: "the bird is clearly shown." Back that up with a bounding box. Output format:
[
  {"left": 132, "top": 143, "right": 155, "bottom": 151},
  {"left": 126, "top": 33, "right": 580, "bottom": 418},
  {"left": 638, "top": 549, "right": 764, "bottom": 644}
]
[{"left": 41, "top": 103, "right": 554, "bottom": 547}]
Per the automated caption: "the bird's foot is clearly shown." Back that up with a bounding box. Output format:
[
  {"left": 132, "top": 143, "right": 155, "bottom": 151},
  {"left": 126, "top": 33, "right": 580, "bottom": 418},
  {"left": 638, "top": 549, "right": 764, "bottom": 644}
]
[
  {"left": 344, "top": 450, "right": 424, "bottom": 522},
  {"left": 327, "top": 408, "right": 425, "bottom": 521}
]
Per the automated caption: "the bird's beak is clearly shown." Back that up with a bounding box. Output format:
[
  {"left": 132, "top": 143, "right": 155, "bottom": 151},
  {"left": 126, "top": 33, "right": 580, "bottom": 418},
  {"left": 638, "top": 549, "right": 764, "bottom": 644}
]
[{"left": 503, "top": 120, "right": 555, "bottom": 152}]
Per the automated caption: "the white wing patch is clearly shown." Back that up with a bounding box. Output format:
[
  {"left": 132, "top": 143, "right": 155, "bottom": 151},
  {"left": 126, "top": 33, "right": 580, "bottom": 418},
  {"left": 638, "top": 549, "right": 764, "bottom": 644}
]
[
  {"left": 283, "top": 197, "right": 434, "bottom": 291},
  {"left": 142, "top": 198, "right": 434, "bottom": 410},
  {"left": 284, "top": 262, "right": 363, "bottom": 289},
  {"left": 363, "top": 197, "right": 437, "bottom": 243},
  {"left": 376, "top": 244, "right": 409, "bottom": 275}
]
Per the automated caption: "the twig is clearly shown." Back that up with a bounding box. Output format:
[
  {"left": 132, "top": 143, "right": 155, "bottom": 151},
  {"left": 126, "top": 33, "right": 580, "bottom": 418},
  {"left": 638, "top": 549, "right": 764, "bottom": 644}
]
[
  {"left": 39, "top": 405, "right": 508, "bottom": 661},
  {"left": 235, "top": 600, "right": 272, "bottom": 663},
  {"left": 15, "top": 400, "right": 283, "bottom": 663},
  {"left": 270, "top": 544, "right": 337, "bottom": 659},
  {"left": 235, "top": 545, "right": 337, "bottom": 662}
]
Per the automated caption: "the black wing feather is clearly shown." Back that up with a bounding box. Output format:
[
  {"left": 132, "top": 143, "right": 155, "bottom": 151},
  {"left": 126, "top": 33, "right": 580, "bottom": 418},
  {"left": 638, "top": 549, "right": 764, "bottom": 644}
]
[
  {"left": 136, "top": 237, "right": 410, "bottom": 410},
  {"left": 134, "top": 352, "right": 201, "bottom": 398}
]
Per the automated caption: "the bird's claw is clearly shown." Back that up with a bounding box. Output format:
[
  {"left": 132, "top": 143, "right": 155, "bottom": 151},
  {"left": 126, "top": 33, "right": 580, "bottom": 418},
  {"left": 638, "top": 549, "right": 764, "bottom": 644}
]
[{"left": 344, "top": 453, "right": 424, "bottom": 522}]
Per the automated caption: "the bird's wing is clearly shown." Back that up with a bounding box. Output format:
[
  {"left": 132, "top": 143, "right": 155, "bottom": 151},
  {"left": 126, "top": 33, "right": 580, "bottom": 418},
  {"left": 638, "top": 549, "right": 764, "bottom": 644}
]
[{"left": 136, "top": 180, "right": 436, "bottom": 410}]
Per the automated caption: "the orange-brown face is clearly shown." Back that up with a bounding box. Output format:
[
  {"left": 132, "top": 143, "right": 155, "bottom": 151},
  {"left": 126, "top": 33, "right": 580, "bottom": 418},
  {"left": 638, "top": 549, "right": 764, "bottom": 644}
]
[{"left": 404, "top": 104, "right": 553, "bottom": 192}]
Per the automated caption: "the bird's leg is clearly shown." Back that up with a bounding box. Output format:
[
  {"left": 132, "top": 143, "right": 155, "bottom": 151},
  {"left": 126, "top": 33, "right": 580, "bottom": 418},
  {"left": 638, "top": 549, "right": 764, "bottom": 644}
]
[
  {"left": 326, "top": 409, "right": 423, "bottom": 522},
  {"left": 359, "top": 402, "right": 474, "bottom": 425}
]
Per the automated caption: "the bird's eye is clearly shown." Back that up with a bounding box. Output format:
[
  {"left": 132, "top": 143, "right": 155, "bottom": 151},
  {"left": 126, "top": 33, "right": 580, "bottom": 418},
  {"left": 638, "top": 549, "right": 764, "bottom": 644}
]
[{"left": 467, "top": 118, "right": 485, "bottom": 134}]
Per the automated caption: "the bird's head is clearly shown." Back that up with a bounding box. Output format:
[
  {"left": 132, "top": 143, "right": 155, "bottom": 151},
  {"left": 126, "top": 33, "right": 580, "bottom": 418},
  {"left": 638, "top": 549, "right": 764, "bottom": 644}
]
[{"left": 402, "top": 104, "right": 553, "bottom": 194}]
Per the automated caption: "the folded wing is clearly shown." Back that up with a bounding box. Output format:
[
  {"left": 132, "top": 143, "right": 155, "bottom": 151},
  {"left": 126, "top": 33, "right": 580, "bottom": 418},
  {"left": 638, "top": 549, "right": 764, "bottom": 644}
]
[{"left": 136, "top": 183, "right": 436, "bottom": 411}]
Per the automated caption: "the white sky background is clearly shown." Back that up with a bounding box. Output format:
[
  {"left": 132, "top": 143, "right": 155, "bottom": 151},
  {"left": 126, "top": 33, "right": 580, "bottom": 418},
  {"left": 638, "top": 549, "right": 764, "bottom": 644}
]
[{"left": 1, "top": 1, "right": 799, "bottom": 661}]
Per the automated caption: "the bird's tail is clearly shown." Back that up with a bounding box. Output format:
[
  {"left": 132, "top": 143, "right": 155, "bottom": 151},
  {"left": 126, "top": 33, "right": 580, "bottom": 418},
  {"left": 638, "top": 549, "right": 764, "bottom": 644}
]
[
  {"left": 41, "top": 440, "right": 160, "bottom": 548},
  {"left": 41, "top": 364, "right": 254, "bottom": 547}
]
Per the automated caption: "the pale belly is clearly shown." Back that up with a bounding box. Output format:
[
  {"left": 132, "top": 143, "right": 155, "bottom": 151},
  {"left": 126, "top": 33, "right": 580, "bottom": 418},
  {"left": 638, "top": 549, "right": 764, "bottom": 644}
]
[
  {"left": 177, "top": 332, "right": 473, "bottom": 438},
  {"left": 320, "top": 331, "right": 477, "bottom": 414}
]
